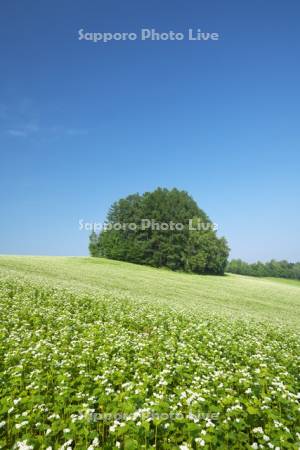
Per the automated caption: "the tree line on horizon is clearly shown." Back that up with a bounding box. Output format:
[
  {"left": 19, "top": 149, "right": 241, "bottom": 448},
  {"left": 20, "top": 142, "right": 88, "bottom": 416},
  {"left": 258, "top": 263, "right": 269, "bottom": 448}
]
[
  {"left": 227, "top": 259, "right": 300, "bottom": 280},
  {"left": 89, "top": 188, "right": 229, "bottom": 275}
]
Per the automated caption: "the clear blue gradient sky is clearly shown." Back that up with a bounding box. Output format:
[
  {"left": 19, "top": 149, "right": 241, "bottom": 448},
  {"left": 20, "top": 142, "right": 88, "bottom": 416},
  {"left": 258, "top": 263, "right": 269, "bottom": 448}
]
[{"left": 0, "top": 0, "right": 299, "bottom": 261}]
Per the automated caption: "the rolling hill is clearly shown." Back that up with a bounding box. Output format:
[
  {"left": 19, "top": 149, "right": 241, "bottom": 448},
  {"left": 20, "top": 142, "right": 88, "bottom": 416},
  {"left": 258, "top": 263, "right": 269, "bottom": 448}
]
[{"left": 0, "top": 256, "right": 299, "bottom": 449}]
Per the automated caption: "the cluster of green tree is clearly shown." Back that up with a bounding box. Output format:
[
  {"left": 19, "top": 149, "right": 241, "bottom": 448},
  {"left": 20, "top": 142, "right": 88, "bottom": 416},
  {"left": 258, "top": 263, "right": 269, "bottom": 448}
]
[
  {"left": 89, "top": 188, "right": 230, "bottom": 275},
  {"left": 227, "top": 259, "right": 300, "bottom": 280}
]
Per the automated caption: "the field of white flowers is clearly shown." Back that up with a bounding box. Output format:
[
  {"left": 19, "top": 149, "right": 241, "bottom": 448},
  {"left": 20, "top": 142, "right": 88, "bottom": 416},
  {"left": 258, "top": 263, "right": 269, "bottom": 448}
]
[{"left": 0, "top": 257, "right": 299, "bottom": 449}]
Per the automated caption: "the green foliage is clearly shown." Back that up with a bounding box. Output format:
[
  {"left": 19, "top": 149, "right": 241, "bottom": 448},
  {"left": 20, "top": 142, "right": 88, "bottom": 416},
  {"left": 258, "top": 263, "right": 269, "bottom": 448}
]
[
  {"left": 1, "top": 256, "right": 300, "bottom": 328},
  {"left": 90, "top": 188, "right": 229, "bottom": 275},
  {"left": 88, "top": 231, "right": 98, "bottom": 257},
  {"left": 0, "top": 262, "right": 299, "bottom": 449},
  {"left": 227, "top": 259, "right": 300, "bottom": 280}
]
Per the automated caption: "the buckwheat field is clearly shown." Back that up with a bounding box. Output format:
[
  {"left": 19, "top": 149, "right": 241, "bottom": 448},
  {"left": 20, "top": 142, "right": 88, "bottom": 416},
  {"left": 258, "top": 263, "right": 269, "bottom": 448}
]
[{"left": 0, "top": 256, "right": 299, "bottom": 450}]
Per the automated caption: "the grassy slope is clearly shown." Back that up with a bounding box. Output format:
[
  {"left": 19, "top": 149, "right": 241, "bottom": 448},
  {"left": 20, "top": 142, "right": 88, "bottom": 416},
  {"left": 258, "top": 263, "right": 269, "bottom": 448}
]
[
  {"left": 265, "top": 277, "right": 300, "bottom": 287},
  {"left": 0, "top": 255, "right": 299, "bottom": 330}
]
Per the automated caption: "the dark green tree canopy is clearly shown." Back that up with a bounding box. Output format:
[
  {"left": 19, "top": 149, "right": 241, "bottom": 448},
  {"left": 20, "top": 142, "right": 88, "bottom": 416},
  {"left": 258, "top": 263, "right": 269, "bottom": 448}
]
[
  {"left": 227, "top": 259, "right": 300, "bottom": 280},
  {"left": 90, "top": 188, "right": 230, "bottom": 275}
]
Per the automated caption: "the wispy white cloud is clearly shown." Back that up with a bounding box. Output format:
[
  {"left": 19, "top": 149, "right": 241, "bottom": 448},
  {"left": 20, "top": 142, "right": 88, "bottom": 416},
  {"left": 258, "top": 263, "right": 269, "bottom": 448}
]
[
  {"left": 7, "top": 129, "right": 28, "bottom": 137},
  {"left": 46, "top": 125, "right": 88, "bottom": 137},
  {"left": 1, "top": 99, "right": 88, "bottom": 139},
  {"left": 1, "top": 98, "right": 40, "bottom": 138},
  {"left": 6, "top": 122, "right": 40, "bottom": 138},
  {"left": 65, "top": 128, "right": 88, "bottom": 136}
]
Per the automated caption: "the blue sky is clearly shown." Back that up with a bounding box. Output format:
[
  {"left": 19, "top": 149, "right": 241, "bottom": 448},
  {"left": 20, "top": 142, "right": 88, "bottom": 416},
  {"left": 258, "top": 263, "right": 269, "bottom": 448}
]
[{"left": 0, "top": 0, "right": 299, "bottom": 261}]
